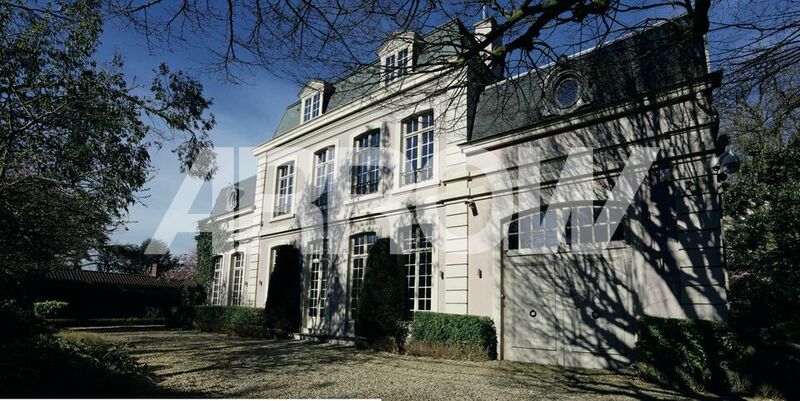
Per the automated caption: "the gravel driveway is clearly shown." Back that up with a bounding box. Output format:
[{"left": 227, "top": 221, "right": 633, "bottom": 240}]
[{"left": 92, "top": 329, "right": 732, "bottom": 400}]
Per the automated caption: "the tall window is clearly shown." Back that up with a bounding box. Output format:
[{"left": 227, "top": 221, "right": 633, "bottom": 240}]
[
  {"left": 230, "top": 253, "right": 245, "bottom": 306},
  {"left": 402, "top": 112, "right": 434, "bottom": 185},
  {"left": 306, "top": 240, "right": 328, "bottom": 322},
  {"left": 274, "top": 163, "right": 295, "bottom": 216},
  {"left": 352, "top": 131, "right": 380, "bottom": 195},
  {"left": 210, "top": 256, "right": 222, "bottom": 305},
  {"left": 402, "top": 225, "right": 433, "bottom": 312},
  {"left": 349, "top": 232, "right": 377, "bottom": 317},
  {"left": 313, "top": 146, "right": 335, "bottom": 205},
  {"left": 303, "top": 92, "right": 321, "bottom": 122}
]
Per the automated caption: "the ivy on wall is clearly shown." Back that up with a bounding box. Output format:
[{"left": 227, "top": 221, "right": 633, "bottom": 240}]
[{"left": 194, "top": 231, "right": 214, "bottom": 291}]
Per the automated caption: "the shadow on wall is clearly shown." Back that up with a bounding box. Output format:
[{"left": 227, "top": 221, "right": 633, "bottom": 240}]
[{"left": 487, "top": 77, "right": 726, "bottom": 369}]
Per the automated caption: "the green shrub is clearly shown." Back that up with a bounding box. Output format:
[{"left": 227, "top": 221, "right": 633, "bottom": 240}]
[
  {"left": 193, "top": 305, "right": 267, "bottom": 336},
  {"left": 0, "top": 300, "right": 46, "bottom": 339},
  {"left": 0, "top": 333, "right": 155, "bottom": 396},
  {"left": 264, "top": 245, "right": 303, "bottom": 333},
  {"left": 408, "top": 311, "right": 497, "bottom": 360},
  {"left": 634, "top": 316, "right": 744, "bottom": 394},
  {"left": 33, "top": 300, "right": 69, "bottom": 319},
  {"left": 355, "top": 238, "right": 407, "bottom": 345}
]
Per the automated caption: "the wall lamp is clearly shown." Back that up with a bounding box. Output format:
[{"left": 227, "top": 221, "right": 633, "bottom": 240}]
[{"left": 466, "top": 201, "right": 478, "bottom": 216}]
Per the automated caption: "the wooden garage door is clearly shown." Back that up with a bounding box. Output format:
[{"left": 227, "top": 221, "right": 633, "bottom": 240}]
[{"left": 502, "top": 205, "right": 634, "bottom": 368}]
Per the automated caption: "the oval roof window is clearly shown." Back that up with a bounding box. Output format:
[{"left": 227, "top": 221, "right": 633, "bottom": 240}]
[{"left": 554, "top": 76, "right": 579, "bottom": 108}]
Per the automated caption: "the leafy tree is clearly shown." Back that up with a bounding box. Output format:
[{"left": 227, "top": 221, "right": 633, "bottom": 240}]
[
  {"left": 92, "top": 239, "right": 180, "bottom": 275},
  {"left": 724, "top": 67, "right": 800, "bottom": 344},
  {"left": 0, "top": 1, "right": 215, "bottom": 294},
  {"left": 264, "top": 245, "right": 303, "bottom": 333},
  {"left": 355, "top": 238, "right": 407, "bottom": 342},
  {"left": 725, "top": 140, "right": 800, "bottom": 344}
]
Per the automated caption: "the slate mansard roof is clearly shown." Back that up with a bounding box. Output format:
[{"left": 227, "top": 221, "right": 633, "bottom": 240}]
[
  {"left": 210, "top": 175, "right": 257, "bottom": 217},
  {"left": 270, "top": 15, "right": 711, "bottom": 143},
  {"left": 471, "top": 16, "right": 711, "bottom": 141},
  {"left": 271, "top": 19, "right": 474, "bottom": 139}
]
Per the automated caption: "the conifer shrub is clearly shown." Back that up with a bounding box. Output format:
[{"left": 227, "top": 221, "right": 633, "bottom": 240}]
[
  {"left": 264, "top": 245, "right": 303, "bottom": 334},
  {"left": 355, "top": 238, "right": 407, "bottom": 347}
]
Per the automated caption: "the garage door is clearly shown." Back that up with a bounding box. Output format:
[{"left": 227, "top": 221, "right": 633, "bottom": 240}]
[{"left": 502, "top": 205, "right": 635, "bottom": 368}]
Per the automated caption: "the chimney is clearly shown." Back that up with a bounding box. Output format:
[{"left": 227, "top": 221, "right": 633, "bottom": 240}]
[
  {"left": 473, "top": 17, "right": 503, "bottom": 78},
  {"left": 149, "top": 262, "right": 158, "bottom": 277}
]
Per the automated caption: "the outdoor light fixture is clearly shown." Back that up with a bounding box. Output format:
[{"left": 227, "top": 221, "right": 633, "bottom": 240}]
[
  {"left": 478, "top": 269, "right": 483, "bottom": 279},
  {"left": 440, "top": 271, "right": 444, "bottom": 280},
  {"left": 466, "top": 201, "right": 478, "bottom": 216},
  {"left": 711, "top": 146, "right": 741, "bottom": 177}
]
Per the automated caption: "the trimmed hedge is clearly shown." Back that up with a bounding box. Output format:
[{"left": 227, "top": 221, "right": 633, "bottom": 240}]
[
  {"left": 408, "top": 311, "right": 497, "bottom": 360},
  {"left": 193, "top": 305, "right": 268, "bottom": 336},
  {"left": 635, "top": 316, "right": 744, "bottom": 394},
  {"left": 33, "top": 301, "right": 69, "bottom": 319}
]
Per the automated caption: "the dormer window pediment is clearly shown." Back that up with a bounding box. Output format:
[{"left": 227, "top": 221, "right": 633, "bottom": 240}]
[{"left": 299, "top": 79, "right": 332, "bottom": 123}]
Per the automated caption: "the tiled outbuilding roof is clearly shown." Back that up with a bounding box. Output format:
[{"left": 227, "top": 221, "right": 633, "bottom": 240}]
[{"left": 45, "top": 269, "right": 182, "bottom": 288}]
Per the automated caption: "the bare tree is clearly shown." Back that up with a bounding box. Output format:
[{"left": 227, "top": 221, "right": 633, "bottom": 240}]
[{"left": 5, "top": 1, "right": 798, "bottom": 140}]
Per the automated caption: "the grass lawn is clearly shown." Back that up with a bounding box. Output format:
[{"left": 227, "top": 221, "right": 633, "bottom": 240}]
[{"left": 89, "top": 328, "right": 756, "bottom": 400}]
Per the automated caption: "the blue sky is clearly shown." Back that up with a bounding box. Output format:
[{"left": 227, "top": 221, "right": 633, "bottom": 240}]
[{"left": 99, "top": 24, "right": 298, "bottom": 254}]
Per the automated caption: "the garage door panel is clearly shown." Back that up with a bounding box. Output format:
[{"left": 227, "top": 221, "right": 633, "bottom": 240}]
[
  {"left": 503, "top": 247, "right": 634, "bottom": 367},
  {"left": 504, "top": 256, "right": 555, "bottom": 294},
  {"left": 506, "top": 256, "right": 558, "bottom": 351}
]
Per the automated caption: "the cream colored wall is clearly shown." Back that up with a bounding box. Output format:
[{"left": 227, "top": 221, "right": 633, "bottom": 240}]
[{"left": 251, "top": 79, "right": 472, "bottom": 320}]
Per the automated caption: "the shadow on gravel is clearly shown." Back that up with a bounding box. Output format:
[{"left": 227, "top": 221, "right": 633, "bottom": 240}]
[{"left": 105, "top": 329, "right": 731, "bottom": 400}]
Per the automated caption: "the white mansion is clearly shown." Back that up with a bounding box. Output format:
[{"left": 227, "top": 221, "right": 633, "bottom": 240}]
[{"left": 203, "top": 15, "right": 727, "bottom": 368}]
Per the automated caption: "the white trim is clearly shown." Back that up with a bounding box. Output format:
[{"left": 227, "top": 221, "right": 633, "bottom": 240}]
[{"left": 271, "top": 158, "right": 298, "bottom": 218}]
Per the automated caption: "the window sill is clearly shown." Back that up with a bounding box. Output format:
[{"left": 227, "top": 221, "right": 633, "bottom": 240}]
[
  {"left": 346, "top": 192, "right": 384, "bottom": 205},
  {"left": 394, "top": 179, "right": 439, "bottom": 195},
  {"left": 269, "top": 213, "right": 295, "bottom": 223}
]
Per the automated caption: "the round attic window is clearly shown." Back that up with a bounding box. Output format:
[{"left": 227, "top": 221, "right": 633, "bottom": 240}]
[
  {"left": 226, "top": 186, "right": 239, "bottom": 212},
  {"left": 554, "top": 76, "right": 579, "bottom": 108}
]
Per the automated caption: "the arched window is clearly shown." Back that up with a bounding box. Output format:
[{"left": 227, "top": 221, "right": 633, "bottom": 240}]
[{"left": 508, "top": 204, "right": 626, "bottom": 251}]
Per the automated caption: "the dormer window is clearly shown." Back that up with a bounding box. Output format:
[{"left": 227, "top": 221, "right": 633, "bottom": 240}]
[
  {"left": 379, "top": 31, "right": 417, "bottom": 86},
  {"left": 302, "top": 92, "right": 321, "bottom": 122},
  {"left": 384, "top": 48, "right": 410, "bottom": 84},
  {"left": 298, "top": 79, "right": 331, "bottom": 124}
]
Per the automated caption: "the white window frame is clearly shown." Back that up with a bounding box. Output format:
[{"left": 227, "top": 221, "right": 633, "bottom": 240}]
[
  {"left": 351, "top": 130, "right": 381, "bottom": 195},
  {"left": 273, "top": 162, "right": 295, "bottom": 217},
  {"left": 313, "top": 146, "right": 335, "bottom": 205},
  {"left": 384, "top": 48, "right": 410, "bottom": 84},
  {"left": 210, "top": 256, "right": 223, "bottom": 305},
  {"left": 302, "top": 92, "right": 322, "bottom": 123},
  {"left": 348, "top": 232, "right": 377, "bottom": 318},
  {"left": 230, "top": 252, "right": 245, "bottom": 306},
  {"left": 397, "top": 48, "right": 409, "bottom": 77},
  {"left": 402, "top": 225, "right": 433, "bottom": 312},
  {"left": 506, "top": 204, "right": 627, "bottom": 252},
  {"left": 402, "top": 112, "right": 435, "bottom": 186},
  {"left": 306, "top": 240, "right": 328, "bottom": 324}
]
